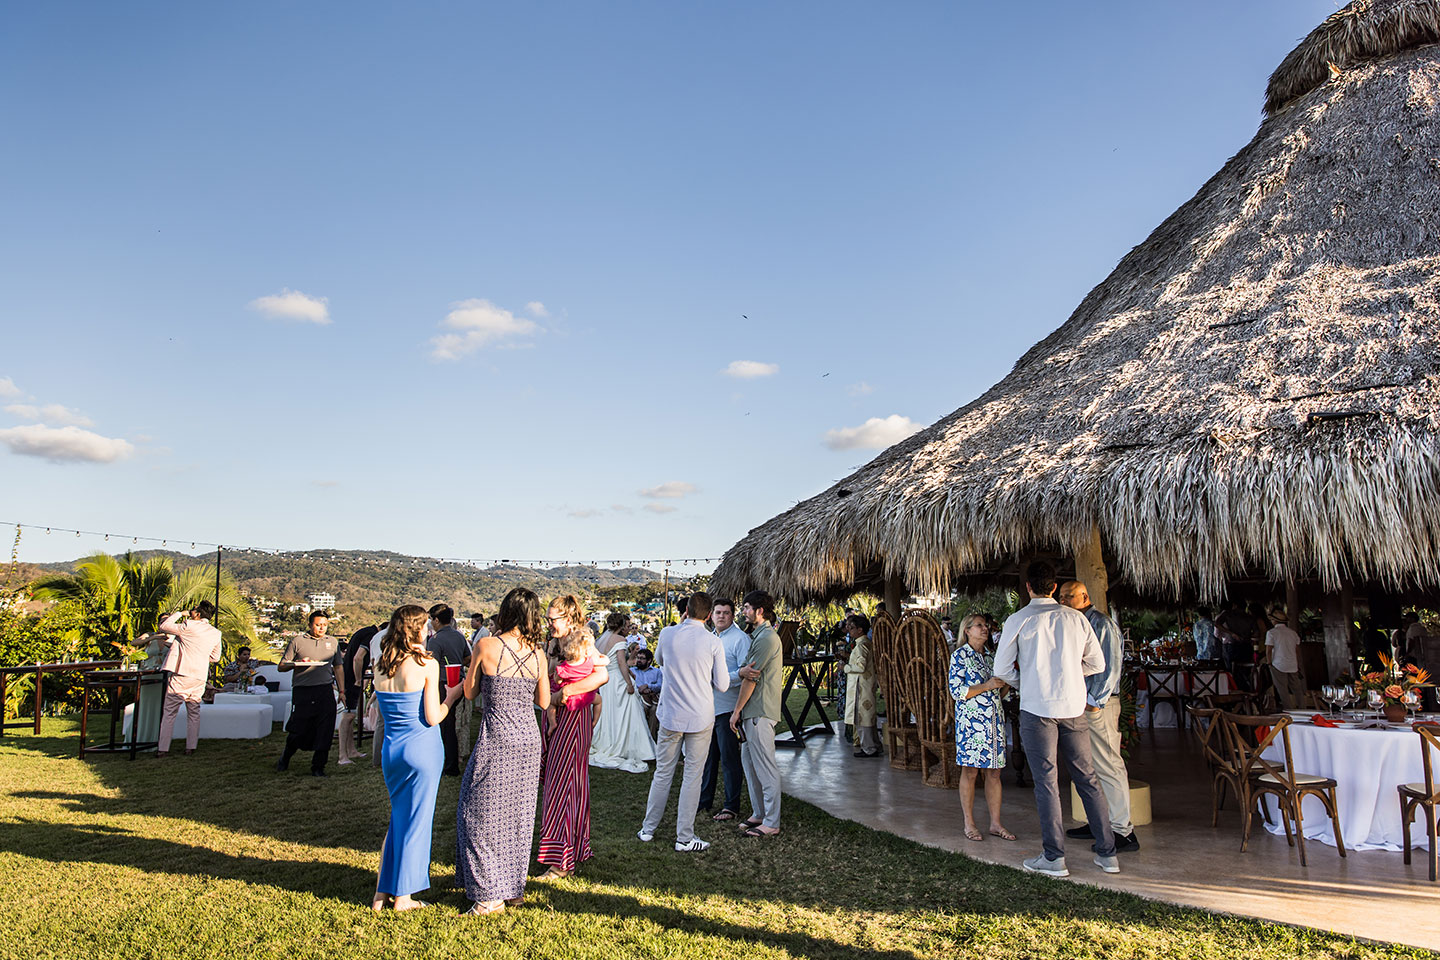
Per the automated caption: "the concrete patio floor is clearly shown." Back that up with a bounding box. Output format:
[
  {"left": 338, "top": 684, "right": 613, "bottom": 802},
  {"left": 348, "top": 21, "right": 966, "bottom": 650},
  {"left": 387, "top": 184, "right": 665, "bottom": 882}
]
[{"left": 774, "top": 725, "right": 1440, "bottom": 951}]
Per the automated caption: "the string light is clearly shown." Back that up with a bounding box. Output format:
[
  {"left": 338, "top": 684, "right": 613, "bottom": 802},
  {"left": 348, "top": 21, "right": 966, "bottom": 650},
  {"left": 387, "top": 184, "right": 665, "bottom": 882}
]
[{"left": 0, "top": 520, "right": 724, "bottom": 572}]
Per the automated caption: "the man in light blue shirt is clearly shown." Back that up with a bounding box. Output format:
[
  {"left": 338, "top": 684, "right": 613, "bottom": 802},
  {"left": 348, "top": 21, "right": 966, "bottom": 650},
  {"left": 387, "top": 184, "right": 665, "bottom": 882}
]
[
  {"left": 1192, "top": 608, "right": 1216, "bottom": 660},
  {"left": 1059, "top": 580, "right": 1138, "bottom": 854},
  {"left": 700, "top": 597, "right": 750, "bottom": 819}
]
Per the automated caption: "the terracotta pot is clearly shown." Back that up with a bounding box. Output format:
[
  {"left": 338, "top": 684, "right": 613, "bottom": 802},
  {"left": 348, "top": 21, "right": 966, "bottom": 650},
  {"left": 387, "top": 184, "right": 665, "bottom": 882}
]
[{"left": 1384, "top": 702, "right": 1408, "bottom": 723}]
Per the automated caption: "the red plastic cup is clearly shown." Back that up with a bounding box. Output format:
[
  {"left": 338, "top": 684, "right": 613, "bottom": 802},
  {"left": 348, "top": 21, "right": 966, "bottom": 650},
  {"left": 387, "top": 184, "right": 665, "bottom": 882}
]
[{"left": 446, "top": 665, "right": 462, "bottom": 688}]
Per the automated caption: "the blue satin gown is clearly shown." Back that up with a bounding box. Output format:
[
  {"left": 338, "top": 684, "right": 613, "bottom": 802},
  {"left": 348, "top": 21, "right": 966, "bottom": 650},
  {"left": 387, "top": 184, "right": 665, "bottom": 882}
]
[{"left": 376, "top": 689, "right": 443, "bottom": 897}]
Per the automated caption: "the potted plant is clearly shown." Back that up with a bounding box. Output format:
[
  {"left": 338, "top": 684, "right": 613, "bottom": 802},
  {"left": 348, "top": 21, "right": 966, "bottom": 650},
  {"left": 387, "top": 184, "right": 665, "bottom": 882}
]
[{"left": 1355, "top": 653, "right": 1431, "bottom": 722}]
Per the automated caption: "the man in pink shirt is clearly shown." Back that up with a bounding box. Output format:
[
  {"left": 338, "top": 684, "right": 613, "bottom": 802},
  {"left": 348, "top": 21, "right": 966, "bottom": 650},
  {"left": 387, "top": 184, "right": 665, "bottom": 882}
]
[{"left": 155, "top": 601, "right": 224, "bottom": 757}]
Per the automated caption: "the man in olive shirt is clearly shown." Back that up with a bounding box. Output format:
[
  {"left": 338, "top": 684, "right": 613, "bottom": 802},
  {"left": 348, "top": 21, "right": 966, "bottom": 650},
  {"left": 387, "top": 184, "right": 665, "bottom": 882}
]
[
  {"left": 277, "top": 610, "right": 342, "bottom": 776},
  {"left": 730, "top": 589, "right": 783, "bottom": 837}
]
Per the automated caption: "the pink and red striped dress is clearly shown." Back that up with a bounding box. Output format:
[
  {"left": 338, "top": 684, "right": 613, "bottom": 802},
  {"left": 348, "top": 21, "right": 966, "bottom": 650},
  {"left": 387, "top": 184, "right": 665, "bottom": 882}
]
[{"left": 537, "top": 656, "right": 601, "bottom": 871}]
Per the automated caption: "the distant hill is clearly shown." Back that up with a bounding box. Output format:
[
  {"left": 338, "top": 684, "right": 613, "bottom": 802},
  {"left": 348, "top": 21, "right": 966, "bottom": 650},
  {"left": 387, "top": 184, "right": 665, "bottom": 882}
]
[{"left": 11, "top": 549, "right": 664, "bottom": 624}]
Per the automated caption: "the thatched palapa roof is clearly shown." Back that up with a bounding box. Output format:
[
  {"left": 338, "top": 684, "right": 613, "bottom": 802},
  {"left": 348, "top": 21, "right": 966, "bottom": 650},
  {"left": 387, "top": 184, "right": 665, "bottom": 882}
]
[{"left": 713, "top": 0, "right": 1440, "bottom": 605}]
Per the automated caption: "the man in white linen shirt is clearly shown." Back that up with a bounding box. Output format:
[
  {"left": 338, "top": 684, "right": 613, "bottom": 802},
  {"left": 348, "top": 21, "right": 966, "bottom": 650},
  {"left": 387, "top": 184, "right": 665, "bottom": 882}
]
[
  {"left": 1264, "top": 607, "right": 1305, "bottom": 710},
  {"left": 994, "top": 561, "right": 1117, "bottom": 877},
  {"left": 639, "top": 592, "right": 729, "bottom": 852},
  {"left": 155, "top": 601, "right": 224, "bottom": 758}
]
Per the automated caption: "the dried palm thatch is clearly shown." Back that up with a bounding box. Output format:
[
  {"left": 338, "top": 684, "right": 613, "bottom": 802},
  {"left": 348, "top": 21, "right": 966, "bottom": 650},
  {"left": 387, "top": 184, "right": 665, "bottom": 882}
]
[{"left": 714, "top": 0, "right": 1440, "bottom": 606}]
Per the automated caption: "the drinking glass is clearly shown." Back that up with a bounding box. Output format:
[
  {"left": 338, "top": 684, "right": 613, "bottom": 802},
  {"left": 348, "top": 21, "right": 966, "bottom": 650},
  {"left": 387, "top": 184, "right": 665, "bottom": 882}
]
[
  {"left": 1367, "top": 689, "right": 1384, "bottom": 715},
  {"left": 1405, "top": 690, "right": 1421, "bottom": 720}
]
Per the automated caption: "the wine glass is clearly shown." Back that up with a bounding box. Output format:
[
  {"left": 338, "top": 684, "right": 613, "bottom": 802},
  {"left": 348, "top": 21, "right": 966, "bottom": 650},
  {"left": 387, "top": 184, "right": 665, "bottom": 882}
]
[
  {"left": 1367, "top": 689, "right": 1384, "bottom": 716},
  {"left": 1404, "top": 689, "right": 1421, "bottom": 721}
]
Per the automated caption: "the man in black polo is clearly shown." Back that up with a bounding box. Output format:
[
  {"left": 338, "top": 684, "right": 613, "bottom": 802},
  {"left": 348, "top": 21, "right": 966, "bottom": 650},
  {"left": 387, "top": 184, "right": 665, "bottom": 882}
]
[{"left": 427, "top": 604, "right": 469, "bottom": 776}]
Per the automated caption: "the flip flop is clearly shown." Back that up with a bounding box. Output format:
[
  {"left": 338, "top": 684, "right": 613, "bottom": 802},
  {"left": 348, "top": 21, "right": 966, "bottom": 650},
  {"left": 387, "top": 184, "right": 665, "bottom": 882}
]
[
  {"left": 712, "top": 809, "right": 739, "bottom": 822},
  {"left": 964, "top": 826, "right": 984, "bottom": 842},
  {"left": 738, "top": 818, "right": 763, "bottom": 830},
  {"left": 464, "top": 901, "right": 505, "bottom": 916},
  {"left": 743, "top": 827, "right": 780, "bottom": 838},
  {"left": 990, "top": 827, "right": 1017, "bottom": 842}
]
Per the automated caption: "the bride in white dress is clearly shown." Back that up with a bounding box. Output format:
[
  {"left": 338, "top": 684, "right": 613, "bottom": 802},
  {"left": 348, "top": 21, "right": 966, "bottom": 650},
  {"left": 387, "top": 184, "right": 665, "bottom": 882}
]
[{"left": 589, "top": 614, "right": 655, "bottom": 773}]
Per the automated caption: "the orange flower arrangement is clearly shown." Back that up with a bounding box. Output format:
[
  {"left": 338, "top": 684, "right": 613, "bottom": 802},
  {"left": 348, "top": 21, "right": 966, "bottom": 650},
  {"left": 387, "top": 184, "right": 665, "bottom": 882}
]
[{"left": 1355, "top": 653, "right": 1431, "bottom": 705}]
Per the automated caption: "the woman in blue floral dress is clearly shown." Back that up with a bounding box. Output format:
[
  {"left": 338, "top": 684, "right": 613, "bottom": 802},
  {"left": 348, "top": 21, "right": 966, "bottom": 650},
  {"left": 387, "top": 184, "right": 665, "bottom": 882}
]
[{"left": 948, "top": 613, "right": 1014, "bottom": 843}]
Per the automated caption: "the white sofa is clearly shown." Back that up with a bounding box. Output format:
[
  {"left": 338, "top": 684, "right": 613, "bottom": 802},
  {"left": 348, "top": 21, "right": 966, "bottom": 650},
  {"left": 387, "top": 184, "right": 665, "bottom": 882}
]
[{"left": 123, "top": 700, "right": 273, "bottom": 740}]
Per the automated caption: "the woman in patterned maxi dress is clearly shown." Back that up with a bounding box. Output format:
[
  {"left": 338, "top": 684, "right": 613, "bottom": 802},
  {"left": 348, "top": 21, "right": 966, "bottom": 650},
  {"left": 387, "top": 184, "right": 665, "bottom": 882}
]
[
  {"left": 948, "top": 613, "right": 1014, "bottom": 843},
  {"left": 455, "top": 588, "right": 550, "bottom": 916},
  {"left": 537, "top": 595, "right": 609, "bottom": 877}
]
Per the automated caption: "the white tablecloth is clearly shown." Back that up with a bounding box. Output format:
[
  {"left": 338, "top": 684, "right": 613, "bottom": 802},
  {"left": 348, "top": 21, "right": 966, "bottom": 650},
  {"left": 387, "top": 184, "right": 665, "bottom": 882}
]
[
  {"left": 123, "top": 701, "right": 273, "bottom": 740},
  {"left": 1261, "top": 719, "right": 1436, "bottom": 851}
]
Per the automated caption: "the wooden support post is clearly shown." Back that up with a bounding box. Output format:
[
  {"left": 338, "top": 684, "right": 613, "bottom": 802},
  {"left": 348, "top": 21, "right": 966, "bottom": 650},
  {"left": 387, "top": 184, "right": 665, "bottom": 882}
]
[
  {"left": 1320, "top": 586, "right": 1354, "bottom": 685},
  {"left": 1286, "top": 579, "right": 1300, "bottom": 625},
  {"left": 1073, "top": 524, "right": 1110, "bottom": 616},
  {"left": 883, "top": 574, "right": 904, "bottom": 619}
]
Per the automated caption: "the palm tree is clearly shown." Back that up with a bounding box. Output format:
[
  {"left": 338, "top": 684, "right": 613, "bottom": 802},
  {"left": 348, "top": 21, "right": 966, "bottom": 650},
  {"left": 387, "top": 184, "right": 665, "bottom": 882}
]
[{"left": 32, "top": 553, "right": 256, "bottom": 658}]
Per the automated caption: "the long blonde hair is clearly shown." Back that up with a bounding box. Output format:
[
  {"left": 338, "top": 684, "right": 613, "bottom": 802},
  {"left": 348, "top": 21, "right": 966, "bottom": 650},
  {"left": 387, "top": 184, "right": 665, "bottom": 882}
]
[{"left": 377, "top": 605, "right": 430, "bottom": 676}]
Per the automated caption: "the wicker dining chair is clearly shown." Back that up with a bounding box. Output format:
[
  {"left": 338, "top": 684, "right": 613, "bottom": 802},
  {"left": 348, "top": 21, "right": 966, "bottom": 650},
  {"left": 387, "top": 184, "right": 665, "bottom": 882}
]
[
  {"left": 872, "top": 613, "right": 920, "bottom": 770},
  {"left": 1189, "top": 706, "right": 1243, "bottom": 827},
  {"left": 1223, "top": 712, "right": 1345, "bottom": 866},
  {"left": 1399, "top": 724, "right": 1440, "bottom": 880},
  {"left": 897, "top": 611, "right": 953, "bottom": 788}
]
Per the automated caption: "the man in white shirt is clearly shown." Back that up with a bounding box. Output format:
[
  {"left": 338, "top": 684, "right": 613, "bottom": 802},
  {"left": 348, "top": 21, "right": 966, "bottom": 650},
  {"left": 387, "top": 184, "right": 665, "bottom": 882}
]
[
  {"left": 994, "top": 561, "right": 1117, "bottom": 877},
  {"left": 699, "top": 597, "right": 750, "bottom": 819},
  {"left": 468, "top": 612, "right": 490, "bottom": 650},
  {"left": 639, "top": 592, "right": 729, "bottom": 852},
  {"left": 1264, "top": 608, "right": 1305, "bottom": 710}
]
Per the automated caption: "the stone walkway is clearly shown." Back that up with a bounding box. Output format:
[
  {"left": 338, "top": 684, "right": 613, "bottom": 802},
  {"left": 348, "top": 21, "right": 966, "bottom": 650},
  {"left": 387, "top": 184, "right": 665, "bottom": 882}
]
[{"left": 773, "top": 724, "right": 1440, "bottom": 950}]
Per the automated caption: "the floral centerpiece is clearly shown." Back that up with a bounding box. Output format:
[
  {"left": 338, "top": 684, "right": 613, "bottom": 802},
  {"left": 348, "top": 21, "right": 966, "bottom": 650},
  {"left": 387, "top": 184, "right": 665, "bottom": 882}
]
[
  {"left": 1355, "top": 653, "right": 1431, "bottom": 720},
  {"left": 1152, "top": 637, "right": 1185, "bottom": 662}
]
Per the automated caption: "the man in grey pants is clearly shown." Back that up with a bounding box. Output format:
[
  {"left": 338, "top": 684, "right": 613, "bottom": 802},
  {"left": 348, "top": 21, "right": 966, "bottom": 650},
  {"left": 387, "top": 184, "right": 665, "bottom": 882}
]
[
  {"left": 1059, "top": 581, "right": 1139, "bottom": 853},
  {"left": 731, "top": 589, "right": 784, "bottom": 836},
  {"left": 639, "top": 592, "right": 729, "bottom": 852},
  {"left": 994, "top": 561, "right": 1118, "bottom": 877}
]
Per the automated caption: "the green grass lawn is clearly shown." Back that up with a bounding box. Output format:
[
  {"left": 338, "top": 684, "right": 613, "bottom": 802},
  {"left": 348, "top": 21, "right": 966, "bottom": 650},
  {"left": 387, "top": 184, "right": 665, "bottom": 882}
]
[{"left": 0, "top": 719, "right": 1430, "bottom": 960}]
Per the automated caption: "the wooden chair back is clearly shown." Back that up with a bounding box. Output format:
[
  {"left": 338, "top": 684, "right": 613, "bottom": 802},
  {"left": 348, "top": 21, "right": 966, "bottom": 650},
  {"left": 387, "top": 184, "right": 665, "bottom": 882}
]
[
  {"left": 1223, "top": 712, "right": 1293, "bottom": 787},
  {"left": 1189, "top": 706, "right": 1233, "bottom": 774},
  {"left": 1416, "top": 725, "right": 1440, "bottom": 803},
  {"left": 1189, "top": 668, "right": 1225, "bottom": 699}
]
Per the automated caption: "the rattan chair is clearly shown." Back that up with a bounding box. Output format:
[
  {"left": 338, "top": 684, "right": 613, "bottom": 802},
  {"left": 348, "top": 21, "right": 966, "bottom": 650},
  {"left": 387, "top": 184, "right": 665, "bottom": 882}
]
[
  {"left": 1400, "top": 724, "right": 1440, "bottom": 880},
  {"left": 1223, "top": 712, "right": 1345, "bottom": 866},
  {"left": 1189, "top": 706, "right": 1243, "bottom": 826},
  {"left": 897, "top": 611, "right": 953, "bottom": 787},
  {"left": 872, "top": 613, "right": 920, "bottom": 769}
]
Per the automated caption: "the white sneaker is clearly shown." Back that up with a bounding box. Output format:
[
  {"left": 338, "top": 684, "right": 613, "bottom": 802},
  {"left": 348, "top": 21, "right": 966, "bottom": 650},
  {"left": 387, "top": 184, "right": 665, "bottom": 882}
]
[
  {"left": 1093, "top": 854, "right": 1120, "bottom": 874},
  {"left": 1021, "top": 854, "right": 1069, "bottom": 877},
  {"left": 675, "top": 838, "right": 710, "bottom": 852},
  {"left": 637, "top": 830, "right": 654, "bottom": 843}
]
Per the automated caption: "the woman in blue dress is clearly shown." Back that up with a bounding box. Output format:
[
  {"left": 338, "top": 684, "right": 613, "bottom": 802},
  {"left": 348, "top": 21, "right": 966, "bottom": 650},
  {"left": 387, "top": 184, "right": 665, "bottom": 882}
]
[
  {"left": 371, "top": 604, "right": 465, "bottom": 911},
  {"left": 948, "top": 613, "right": 1014, "bottom": 843}
]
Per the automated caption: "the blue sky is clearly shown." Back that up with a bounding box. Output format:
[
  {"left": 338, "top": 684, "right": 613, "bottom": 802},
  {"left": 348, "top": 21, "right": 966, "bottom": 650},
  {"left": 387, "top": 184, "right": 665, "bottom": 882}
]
[{"left": 1, "top": 1, "right": 1338, "bottom": 566}]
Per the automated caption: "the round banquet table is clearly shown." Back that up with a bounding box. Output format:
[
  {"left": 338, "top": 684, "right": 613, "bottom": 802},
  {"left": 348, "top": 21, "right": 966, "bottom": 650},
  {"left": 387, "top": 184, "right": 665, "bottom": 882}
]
[{"left": 1260, "top": 717, "right": 1437, "bottom": 851}]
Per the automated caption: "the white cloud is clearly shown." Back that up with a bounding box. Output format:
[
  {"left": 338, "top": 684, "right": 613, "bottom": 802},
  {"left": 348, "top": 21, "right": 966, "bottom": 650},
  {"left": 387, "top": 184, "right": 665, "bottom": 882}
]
[
  {"left": 721, "top": 360, "right": 779, "bottom": 379},
  {"left": 567, "top": 508, "right": 602, "bottom": 519},
  {"left": 0, "top": 424, "right": 134, "bottom": 463},
  {"left": 822, "top": 415, "right": 924, "bottom": 451},
  {"left": 846, "top": 381, "right": 874, "bottom": 397},
  {"left": 0, "top": 377, "right": 20, "bottom": 398},
  {"left": 314, "top": 480, "right": 340, "bottom": 488},
  {"left": 4, "top": 403, "right": 94, "bottom": 427},
  {"left": 639, "top": 481, "right": 697, "bottom": 500},
  {"left": 643, "top": 503, "right": 677, "bottom": 514},
  {"left": 430, "top": 299, "right": 541, "bottom": 360},
  {"left": 524, "top": 301, "right": 549, "bottom": 318},
  {"left": 249, "top": 288, "right": 332, "bottom": 325},
  {"left": 611, "top": 504, "right": 633, "bottom": 515}
]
